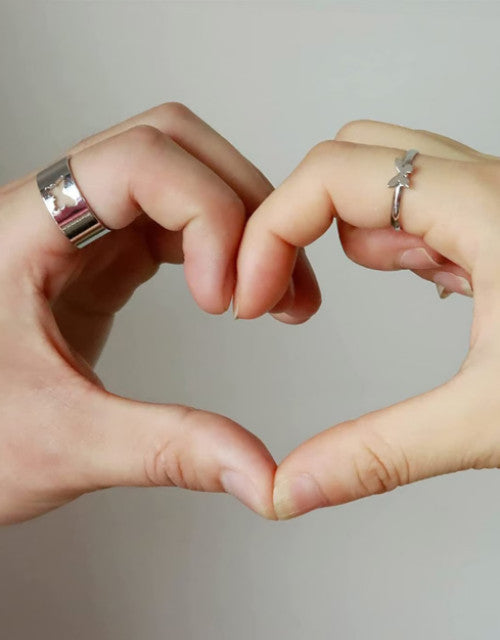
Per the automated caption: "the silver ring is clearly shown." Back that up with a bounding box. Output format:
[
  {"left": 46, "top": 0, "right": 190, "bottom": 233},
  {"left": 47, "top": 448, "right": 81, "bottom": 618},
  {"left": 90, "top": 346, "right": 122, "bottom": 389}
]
[
  {"left": 387, "top": 148, "right": 419, "bottom": 231},
  {"left": 36, "top": 156, "right": 111, "bottom": 249}
]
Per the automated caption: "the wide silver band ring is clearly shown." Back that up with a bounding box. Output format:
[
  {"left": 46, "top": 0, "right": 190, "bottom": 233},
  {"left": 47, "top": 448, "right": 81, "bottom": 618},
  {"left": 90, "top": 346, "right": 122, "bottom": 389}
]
[
  {"left": 36, "top": 156, "right": 111, "bottom": 249},
  {"left": 387, "top": 148, "right": 419, "bottom": 231}
]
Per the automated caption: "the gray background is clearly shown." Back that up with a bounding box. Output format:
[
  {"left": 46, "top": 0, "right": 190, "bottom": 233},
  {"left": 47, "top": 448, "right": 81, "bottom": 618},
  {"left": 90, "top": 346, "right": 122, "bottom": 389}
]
[{"left": 0, "top": 1, "right": 498, "bottom": 638}]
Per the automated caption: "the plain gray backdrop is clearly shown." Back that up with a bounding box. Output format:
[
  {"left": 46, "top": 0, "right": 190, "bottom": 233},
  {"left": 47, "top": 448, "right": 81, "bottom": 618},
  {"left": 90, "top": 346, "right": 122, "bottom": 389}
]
[{"left": 1, "top": 1, "right": 499, "bottom": 638}]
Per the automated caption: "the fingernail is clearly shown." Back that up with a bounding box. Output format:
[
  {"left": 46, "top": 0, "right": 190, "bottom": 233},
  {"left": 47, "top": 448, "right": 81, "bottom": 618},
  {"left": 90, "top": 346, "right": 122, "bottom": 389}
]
[
  {"left": 436, "top": 284, "right": 453, "bottom": 299},
  {"left": 233, "top": 301, "right": 239, "bottom": 320},
  {"left": 399, "top": 247, "right": 442, "bottom": 270},
  {"left": 221, "top": 470, "right": 259, "bottom": 513},
  {"left": 433, "top": 272, "right": 473, "bottom": 297},
  {"left": 273, "top": 473, "right": 328, "bottom": 520}
]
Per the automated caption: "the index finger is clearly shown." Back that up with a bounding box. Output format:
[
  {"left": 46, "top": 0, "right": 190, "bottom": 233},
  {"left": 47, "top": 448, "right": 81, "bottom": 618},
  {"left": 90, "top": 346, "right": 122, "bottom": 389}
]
[
  {"left": 234, "top": 140, "right": 491, "bottom": 318},
  {"left": 1, "top": 102, "right": 273, "bottom": 213}
]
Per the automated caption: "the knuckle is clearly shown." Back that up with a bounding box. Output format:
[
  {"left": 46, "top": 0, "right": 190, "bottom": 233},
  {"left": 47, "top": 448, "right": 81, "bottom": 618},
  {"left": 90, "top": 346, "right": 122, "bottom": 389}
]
[
  {"left": 146, "top": 439, "right": 185, "bottom": 488},
  {"left": 221, "top": 191, "right": 246, "bottom": 219},
  {"left": 306, "top": 139, "right": 354, "bottom": 165},
  {"left": 143, "top": 405, "right": 201, "bottom": 490},
  {"left": 307, "top": 139, "right": 337, "bottom": 160},
  {"left": 125, "top": 123, "right": 165, "bottom": 150},
  {"left": 154, "top": 102, "right": 197, "bottom": 141},
  {"left": 302, "top": 140, "right": 335, "bottom": 169},
  {"left": 350, "top": 426, "right": 410, "bottom": 498},
  {"left": 335, "top": 119, "right": 378, "bottom": 141},
  {"left": 158, "top": 101, "right": 194, "bottom": 122},
  {"left": 199, "top": 189, "right": 246, "bottom": 226}
]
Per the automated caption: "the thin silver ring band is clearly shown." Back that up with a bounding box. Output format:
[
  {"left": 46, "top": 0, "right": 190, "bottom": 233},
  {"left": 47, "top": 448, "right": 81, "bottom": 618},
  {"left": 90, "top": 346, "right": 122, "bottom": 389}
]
[
  {"left": 36, "top": 156, "right": 111, "bottom": 249},
  {"left": 387, "top": 148, "right": 419, "bottom": 231}
]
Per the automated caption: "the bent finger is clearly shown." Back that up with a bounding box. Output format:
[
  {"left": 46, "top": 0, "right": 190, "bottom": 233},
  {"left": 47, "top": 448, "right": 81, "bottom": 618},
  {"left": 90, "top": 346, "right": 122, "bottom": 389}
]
[
  {"left": 335, "top": 118, "right": 485, "bottom": 162},
  {"left": 1, "top": 102, "right": 273, "bottom": 215},
  {"left": 337, "top": 221, "right": 446, "bottom": 271},
  {"left": 235, "top": 141, "right": 500, "bottom": 318},
  {"left": 6, "top": 125, "right": 248, "bottom": 313},
  {"left": 337, "top": 222, "right": 473, "bottom": 296},
  {"left": 335, "top": 119, "right": 478, "bottom": 289}
]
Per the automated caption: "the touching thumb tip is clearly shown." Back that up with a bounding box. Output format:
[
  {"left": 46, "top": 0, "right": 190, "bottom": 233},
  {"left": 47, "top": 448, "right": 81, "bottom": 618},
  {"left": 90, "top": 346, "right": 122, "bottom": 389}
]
[
  {"left": 273, "top": 473, "right": 328, "bottom": 520},
  {"left": 220, "top": 469, "right": 257, "bottom": 511},
  {"left": 221, "top": 469, "right": 276, "bottom": 519}
]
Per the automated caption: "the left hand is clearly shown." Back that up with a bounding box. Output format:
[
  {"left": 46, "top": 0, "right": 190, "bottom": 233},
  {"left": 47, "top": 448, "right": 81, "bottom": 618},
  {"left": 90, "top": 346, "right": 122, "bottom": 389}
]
[{"left": 0, "top": 102, "right": 321, "bottom": 524}]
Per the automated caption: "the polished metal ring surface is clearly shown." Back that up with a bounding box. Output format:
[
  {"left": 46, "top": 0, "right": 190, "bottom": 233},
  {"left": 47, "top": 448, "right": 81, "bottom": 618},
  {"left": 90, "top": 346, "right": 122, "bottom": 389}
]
[
  {"left": 387, "top": 148, "right": 419, "bottom": 231},
  {"left": 36, "top": 156, "right": 111, "bottom": 249}
]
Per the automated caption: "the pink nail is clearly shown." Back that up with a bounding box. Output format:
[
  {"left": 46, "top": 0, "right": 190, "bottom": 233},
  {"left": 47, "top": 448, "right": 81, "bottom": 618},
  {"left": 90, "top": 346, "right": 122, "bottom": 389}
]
[
  {"left": 433, "top": 272, "right": 473, "bottom": 297},
  {"left": 436, "top": 284, "right": 453, "bottom": 299},
  {"left": 400, "top": 248, "right": 441, "bottom": 270}
]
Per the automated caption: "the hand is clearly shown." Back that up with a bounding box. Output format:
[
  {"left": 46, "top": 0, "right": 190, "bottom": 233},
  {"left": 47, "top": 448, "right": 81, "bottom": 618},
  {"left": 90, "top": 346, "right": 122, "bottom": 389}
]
[
  {"left": 0, "top": 102, "right": 321, "bottom": 524},
  {"left": 235, "top": 119, "right": 500, "bottom": 519}
]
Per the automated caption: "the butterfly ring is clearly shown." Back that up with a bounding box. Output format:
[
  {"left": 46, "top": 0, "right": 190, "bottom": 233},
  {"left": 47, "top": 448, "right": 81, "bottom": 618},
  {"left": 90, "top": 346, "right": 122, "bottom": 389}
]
[
  {"left": 37, "top": 156, "right": 111, "bottom": 249},
  {"left": 387, "top": 148, "right": 419, "bottom": 231}
]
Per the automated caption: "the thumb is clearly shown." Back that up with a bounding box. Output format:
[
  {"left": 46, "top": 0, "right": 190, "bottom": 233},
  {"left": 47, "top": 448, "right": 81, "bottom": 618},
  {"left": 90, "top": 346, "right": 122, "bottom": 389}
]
[
  {"left": 78, "top": 388, "right": 277, "bottom": 519},
  {"left": 272, "top": 369, "right": 499, "bottom": 520}
]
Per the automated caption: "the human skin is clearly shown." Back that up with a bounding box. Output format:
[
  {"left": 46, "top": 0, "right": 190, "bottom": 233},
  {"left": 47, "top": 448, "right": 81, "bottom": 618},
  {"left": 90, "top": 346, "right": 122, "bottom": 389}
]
[
  {"left": 0, "top": 102, "right": 324, "bottom": 524},
  {"left": 2, "top": 103, "right": 496, "bottom": 526},
  {"left": 234, "top": 119, "right": 500, "bottom": 519}
]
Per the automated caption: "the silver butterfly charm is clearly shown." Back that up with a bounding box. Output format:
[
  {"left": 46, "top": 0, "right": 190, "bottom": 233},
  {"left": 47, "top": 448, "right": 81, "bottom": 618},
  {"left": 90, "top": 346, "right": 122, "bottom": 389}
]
[
  {"left": 48, "top": 175, "right": 78, "bottom": 213},
  {"left": 387, "top": 149, "right": 418, "bottom": 189}
]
